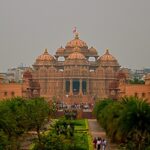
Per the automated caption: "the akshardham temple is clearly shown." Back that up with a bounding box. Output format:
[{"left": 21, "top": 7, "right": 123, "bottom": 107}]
[
  {"left": 1, "top": 32, "right": 150, "bottom": 103},
  {"left": 22, "top": 33, "right": 120, "bottom": 104}
]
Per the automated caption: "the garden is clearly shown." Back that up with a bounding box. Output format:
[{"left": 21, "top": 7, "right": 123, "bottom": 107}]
[
  {"left": 0, "top": 97, "right": 93, "bottom": 150},
  {"left": 94, "top": 96, "right": 150, "bottom": 150}
]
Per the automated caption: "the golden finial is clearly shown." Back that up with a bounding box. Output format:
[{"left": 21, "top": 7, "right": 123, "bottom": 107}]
[
  {"left": 105, "top": 48, "right": 109, "bottom": 54},
  {"left": 75, "top": 32, "right": 79, "bottom": 39},
  {"left": 73, "top": 27, "right": 79, "bottom": 39},
  {"left": 44, "top": 48, "right": 48, "bottom": 53}
]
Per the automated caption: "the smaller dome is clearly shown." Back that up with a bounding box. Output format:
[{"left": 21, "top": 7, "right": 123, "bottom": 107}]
[
  {"left": 89, "top": 46, "right": 97, "bottom": 54},
  {"left": 99, "top": 49, "right": 116, "bottom": 61},
  {"left": 57, "top": 46, "right": 65, "bottom": 53},
  {"left": 67, "top": 51, "right": 86, "bottom": 60},
  {"left": 36, "top": 49, "right": 54, "bottom": 62}
]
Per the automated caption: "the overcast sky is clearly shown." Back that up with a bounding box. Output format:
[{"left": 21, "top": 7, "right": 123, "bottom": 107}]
[{"left": 0, "top": 0, "right": 150, "bottom": 72}]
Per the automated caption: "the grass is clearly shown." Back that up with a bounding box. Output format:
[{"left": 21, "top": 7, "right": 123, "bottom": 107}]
[
  {"left": 72, "top": 119, "right": 94, "bottom": 150},
  {"left": 72, "top": 119, "right": 86, "bottom": 130},
  {"left": 85, "top": 119, "right": 94, "bottom": 150}
]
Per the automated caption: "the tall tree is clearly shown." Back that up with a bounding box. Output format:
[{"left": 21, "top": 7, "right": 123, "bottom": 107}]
[
  {"left": 0, "top": 97, "right": 28, "bottom": 149},
  {"left": 26, "top": 97, "right": 50, "bottom": 144},
  {"left": 118, "top": 97, "right": 150, "bottom": 149}
]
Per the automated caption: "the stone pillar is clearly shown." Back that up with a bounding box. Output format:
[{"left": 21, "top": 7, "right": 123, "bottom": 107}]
[
  {"left": 79, "top": 79, "right": 83, "bottom": 95},
  {"left": 63, "top": 79, "right": 66, "bottom": 95},
  {"left": 69, "top": 79, "right": 73, "bottom": 95},
  {"left": 87, "top": 79, "right": 89, "bottom": 95}
]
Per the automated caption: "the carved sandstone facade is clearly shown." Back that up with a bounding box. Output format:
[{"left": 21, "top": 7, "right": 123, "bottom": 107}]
[
  {"left": 1, "top": 33, "right": 150, "bottom": 103},
  {"left": 22, "top": 33, "right": 120, "bottom": 103}
]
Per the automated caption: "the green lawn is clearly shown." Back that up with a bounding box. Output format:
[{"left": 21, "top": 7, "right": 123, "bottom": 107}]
[{"left": 72, "top": 119, "right": 93, "bottom": 150}]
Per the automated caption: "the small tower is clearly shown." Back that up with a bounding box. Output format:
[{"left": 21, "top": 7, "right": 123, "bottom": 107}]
[{"left": 22, "top": 70, "right": 32, "bottom": 98}]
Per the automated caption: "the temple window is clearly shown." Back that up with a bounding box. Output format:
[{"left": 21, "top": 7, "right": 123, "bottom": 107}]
[
  {"left": 59, "top": 69, "right": 63, "bottom": 72},
  {"left": 90, "top": 69, "right": 95, "bottom": 72},
  {"left": 134, "top": 92, "right": 138, "bottom": 97},
  {"left": 4, "top": 91, "right": 7, "bottom": 96},
  {"left": 142, "top": 93, "right": 145, "bottom": 98},
  {"left": 66, "top": 80, "right": 70, "bottom": 93},
  {"left": 89, "top": 57, "right": 96, "bottom": 61},
  {"left": 58, "top": 57, "right": 65, "bottom": 61},
  {"left": 11, "top": 91, "right": 15, "bottom": 96}
]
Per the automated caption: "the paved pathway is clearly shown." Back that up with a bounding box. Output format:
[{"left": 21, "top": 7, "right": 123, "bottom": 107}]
[{"left": 88, "top": 119, "right": 119, "bottom": 150}]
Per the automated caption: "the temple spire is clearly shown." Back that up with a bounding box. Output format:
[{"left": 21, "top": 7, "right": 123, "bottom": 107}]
[
  {"left": 73, "top": 27, "right": 79, "bottom": 39},
  {"left": 75, "top": 32, "right": 79, "bottom": 39},
  {"left": 105, "top": 48, "right": 109, "bottom": 54},
  {"left": 44, "top": 48, "right": 48, "bottom": 54}
]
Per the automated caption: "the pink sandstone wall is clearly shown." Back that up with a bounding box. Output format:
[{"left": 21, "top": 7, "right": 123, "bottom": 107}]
[
  {"left": 0, "top": 83, "right": 22, "bottom": 100},
  {"left": 119, "top": 84, "right": 150, "bottom": 102}
]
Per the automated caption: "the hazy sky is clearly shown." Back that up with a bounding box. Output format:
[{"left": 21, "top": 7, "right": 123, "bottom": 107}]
[{"left": 0, "top": 0, "right": 150, "bottom": 72}]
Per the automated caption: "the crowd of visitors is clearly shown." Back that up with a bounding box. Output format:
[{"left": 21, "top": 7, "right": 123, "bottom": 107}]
[
  {"left": 93, "top": 137, "right": 107, "bottom": 150},
  {"left": 56, "top": 101, "right": 94, "bottom": 110}
]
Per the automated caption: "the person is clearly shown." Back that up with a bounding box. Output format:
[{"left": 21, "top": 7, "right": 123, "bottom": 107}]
[
  {"left": 102, "top": 139, "right": 107, "bottom": 150},
  {"left": 96, "top": 137, "right": 102, "bottom": 150},
  {"left": 93, "top": 137, "right": 97, "bottom": 149}
]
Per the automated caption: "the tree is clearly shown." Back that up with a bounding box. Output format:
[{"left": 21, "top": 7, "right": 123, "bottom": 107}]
[
  {"left": 93, "top": 98, "right": 114, "bottom": 118},
  {"left": 0, "top": 97, "right": 51, "bottom": 149},
  {"left": 26, "top": 97, "right": 50, "bottom": 144},
  {"left": 49, "top": 96, "right": 57, "bottom": 118},
  {"left": 94, "top": 96, "right": 150, "bottom": 150},
  {"left": 118, "top": 96, "right": 150, "bottom": 149},
  {"left": 129, "top": 77, "right": 145, "bottom": 84},
  {"left": 0, "top": 97, "right": 28, "bottom": 150},
  {"left": 0, "top": 129, "right": 9, "bottom": 150}
]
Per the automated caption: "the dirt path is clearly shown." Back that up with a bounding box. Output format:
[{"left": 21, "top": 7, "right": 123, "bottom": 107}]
[{"left": 88, "top": 119, "right": 119, "bottom": 150}]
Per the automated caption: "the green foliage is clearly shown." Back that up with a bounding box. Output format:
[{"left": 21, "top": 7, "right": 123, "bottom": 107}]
[
  {"left": 0, "top": 97, "right": 50, "bottom": 149},
  {"left": 64, "top": 109, "right": 77, "bottom": 120},
  {"left": 100, "top": 102, "right": 123, "bottom": 142},
  {"left": 93, "top": 98, "right": 114, "bottom": 118},
  {"left": 94, "top": 96, "right": 150, "bottom": 150},
  {"left": 93, "top": 98, "right": 115, "bottom": 127},
  {"left": 26, "top": 97, "right": 50, "bottom": 129},
  {"left": 33, "top": 133, "right": 71, "bottom": 150},
  {"left": 0, "top": 97, "right": 29, "bottom": 149},
  {"left": 0, "top": 130, "right": 9, "bottom": 150},
  {"left": 129, "top": 78, "right": 145, "bottom": 84},
  {"left": 49, "top": 96, "right": 57, "bottom": 117},
  {"left": 118, "top": 97, "right": 150, "bottom": 149},
  {"left": 33, "top": 119, "right": 89, "bottom": 150}
]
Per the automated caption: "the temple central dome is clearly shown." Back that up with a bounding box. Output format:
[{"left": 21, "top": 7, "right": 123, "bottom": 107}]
[{"left": 66, "top": 33, "right": 88, "bottom": 48}]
